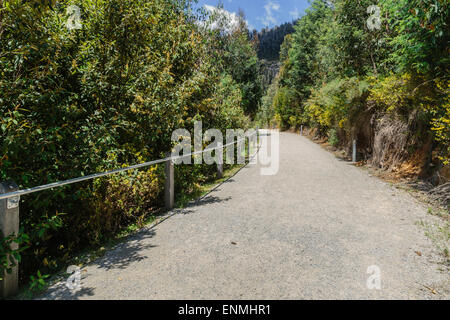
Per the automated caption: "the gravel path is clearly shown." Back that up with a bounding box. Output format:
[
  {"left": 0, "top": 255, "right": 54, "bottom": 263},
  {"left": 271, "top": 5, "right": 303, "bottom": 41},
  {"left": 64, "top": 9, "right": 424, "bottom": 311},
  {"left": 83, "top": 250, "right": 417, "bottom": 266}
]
[{"left": 40, "top": 131, "right": 449, "bottom": 300}]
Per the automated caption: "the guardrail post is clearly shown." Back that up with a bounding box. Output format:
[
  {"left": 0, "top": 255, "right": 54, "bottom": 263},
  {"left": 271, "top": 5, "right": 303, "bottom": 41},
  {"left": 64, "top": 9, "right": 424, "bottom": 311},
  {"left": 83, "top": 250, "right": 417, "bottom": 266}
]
[
  {"left": 0, "top": 181, "right": 20, "bottom": 298},
  {"left": 352, "top": 139, "right": 357, "bottom": 163},
  {"left": 217, "top": 144, "right": 224, "bottom": 179},
  {"left": 165, "top": 153, "right": 174, "bottom": 210},
  {"left": 301, "top": 125, "right": 303, "bottom": 136}
]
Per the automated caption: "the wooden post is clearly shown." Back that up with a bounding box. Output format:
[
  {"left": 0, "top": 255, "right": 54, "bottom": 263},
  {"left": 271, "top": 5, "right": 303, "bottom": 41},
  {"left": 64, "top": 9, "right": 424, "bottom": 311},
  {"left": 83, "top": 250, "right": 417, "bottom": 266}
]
[
  {"left": 352, "top": 139, "right": 357, "bottom": 163},
  {"left": 0, "top": 181, "right": 20, "bottom": 298},
  {"left": 301, "top": 125, "right": 303, "bottom": 136},
  {"left": 165, "top": 154, "right": 174, "bottom": 210}
]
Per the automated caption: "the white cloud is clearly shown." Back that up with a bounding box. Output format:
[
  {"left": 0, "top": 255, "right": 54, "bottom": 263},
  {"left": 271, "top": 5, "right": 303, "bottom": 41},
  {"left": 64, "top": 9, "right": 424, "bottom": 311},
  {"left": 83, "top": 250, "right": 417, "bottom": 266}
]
[
  {"left": 202, "top": 5, "right": 250, "bottom": 32},
  {"left": 258, "top": 1, "right": 280, "bottom": 27}
]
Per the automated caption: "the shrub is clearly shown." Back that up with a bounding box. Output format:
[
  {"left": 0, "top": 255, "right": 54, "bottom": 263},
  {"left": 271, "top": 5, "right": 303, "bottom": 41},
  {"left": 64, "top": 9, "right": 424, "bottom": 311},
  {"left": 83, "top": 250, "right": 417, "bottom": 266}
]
[
  {"left": 431, "top": 79, "right": 450, "bottom": 165},
  {"left": 273, "top": 86, "right": 299, "bottom": 130},
  {"left": 305, "top": 78, "right": 369, "bottom": 134},
  {"left": 328, "top": 129, "right": 339, "bottom": 147}
]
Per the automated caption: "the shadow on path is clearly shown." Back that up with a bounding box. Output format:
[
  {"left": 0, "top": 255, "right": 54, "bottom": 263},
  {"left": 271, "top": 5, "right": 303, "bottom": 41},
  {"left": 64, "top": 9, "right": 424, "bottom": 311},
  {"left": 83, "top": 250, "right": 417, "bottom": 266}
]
[
  {"left": 43, "top": 282, "right": 96, "bottom": 300},
  {"left": 96, "top": 229, "right": 157, "bottom": 271}
]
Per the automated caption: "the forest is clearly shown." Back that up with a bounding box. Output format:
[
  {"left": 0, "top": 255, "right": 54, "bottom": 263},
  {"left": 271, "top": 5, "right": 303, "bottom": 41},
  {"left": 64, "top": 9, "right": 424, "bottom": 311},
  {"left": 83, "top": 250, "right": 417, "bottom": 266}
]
[
  {"left": 257, "top": 0, "right": 449, "bottom": 183},
  {"left": 254, "top": 21, "right": 296, "bottom": 61}
]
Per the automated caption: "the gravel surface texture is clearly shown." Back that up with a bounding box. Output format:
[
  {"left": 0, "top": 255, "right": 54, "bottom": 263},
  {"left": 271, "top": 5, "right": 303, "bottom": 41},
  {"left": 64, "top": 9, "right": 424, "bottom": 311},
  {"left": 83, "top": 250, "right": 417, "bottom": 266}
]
[{"left": 39, "top": 131, "right": 449, "bottom": 300}]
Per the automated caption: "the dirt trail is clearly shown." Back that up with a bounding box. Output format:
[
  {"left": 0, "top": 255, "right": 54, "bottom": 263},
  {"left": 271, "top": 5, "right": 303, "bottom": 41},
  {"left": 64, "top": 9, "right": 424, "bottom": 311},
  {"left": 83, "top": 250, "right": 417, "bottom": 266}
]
[{"left": 40, "top": 132, "right": 449, "bottom": 300}]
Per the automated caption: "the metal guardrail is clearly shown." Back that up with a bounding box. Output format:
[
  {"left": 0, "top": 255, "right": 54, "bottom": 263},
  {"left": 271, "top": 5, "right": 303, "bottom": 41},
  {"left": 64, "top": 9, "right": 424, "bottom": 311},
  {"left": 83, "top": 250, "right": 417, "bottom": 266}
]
[
  {"left": 0, "top": 130, "right": 260, "bottom": 297},
  {"left": 0, "top": 135, "right": 255, "bottom": 201}
]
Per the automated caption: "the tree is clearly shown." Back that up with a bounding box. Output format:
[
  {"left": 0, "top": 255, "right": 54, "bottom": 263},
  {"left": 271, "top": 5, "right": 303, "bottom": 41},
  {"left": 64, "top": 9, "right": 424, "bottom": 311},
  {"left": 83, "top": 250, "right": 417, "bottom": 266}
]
[
  {"left": 202, "top": 6, "right": 263, "bottom": 117},
  {"left": 380, "top": 0, "right": 449, "bottom": 76},
  {"left": 255, "top": 21, "right": 296, "bottom": 61},
  {"left": 280, "top": 0, "right": 332, "bottom": 101}
]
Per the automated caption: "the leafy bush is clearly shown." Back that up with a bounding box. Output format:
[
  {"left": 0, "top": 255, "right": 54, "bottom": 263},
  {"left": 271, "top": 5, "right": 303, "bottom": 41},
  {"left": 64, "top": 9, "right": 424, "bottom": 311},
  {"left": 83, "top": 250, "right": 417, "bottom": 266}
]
[
  {"left": 0, "top": 231, "right": 29, "bottom": 281},
  {"left": 368, "top": 73, "right": 416, "bottom": 113},
  {"left": 90, "top": 167, "right": 163, "bottom": 239},
  {"left": 273, "top": 86, "right": 299, "bottom": 130},
  {"left": 305, "top": 78, "right": 369, "bottom": 134},
  {"left": 328, "top": 129, "right": 339, "bottom": 147},
  {"left": 369, "top": 74, "right": 449, "bottom": 165},
  {"left": 256, "top": 78, "right": 278, "bottom": 128},
  {"left": 381, "top": 0, "right": 449, "bottom": 75},
  {"left": 431, "top": 79, "right": 450, "bottom": 165}
]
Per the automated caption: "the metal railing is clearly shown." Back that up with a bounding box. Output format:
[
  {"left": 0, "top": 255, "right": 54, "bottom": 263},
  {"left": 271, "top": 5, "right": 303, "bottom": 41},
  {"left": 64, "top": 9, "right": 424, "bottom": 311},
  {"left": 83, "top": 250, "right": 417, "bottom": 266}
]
[
  {"left": 0, "top": 134, "right": 256, "bottom": 201},
  {"left": 0, "top": 130, "right": 260, "bottom": 297}
]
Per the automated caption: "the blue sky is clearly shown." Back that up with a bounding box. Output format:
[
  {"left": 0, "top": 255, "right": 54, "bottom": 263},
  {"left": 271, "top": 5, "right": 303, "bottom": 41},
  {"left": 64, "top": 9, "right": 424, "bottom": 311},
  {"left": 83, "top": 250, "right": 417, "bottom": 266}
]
[{"left": 195, "top": 0, "right": 311, "bottom": 31}]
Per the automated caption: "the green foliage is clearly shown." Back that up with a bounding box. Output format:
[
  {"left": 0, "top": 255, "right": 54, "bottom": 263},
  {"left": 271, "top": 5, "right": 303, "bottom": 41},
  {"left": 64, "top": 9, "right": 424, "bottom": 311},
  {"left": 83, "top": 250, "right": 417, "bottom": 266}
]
[
  {"left": 368, "top": 73, "right": 415, "bottom": 113},
  {"left": 201, "top": 7, "right": 263, "bottom": 117},
  {"left": 90, "top": 167, "right": 163, "bottom": 239},
  {"left": 430, "top": 79, "right": 450, "bottom": 165},
  {"left": 279, "top": 0, "right": 332, "bottom": 100},
  {"left": 223, "top": 30, "right": 263, "bottom": 117},
  {"left": 305, "top": 78, "right": 369, "bottom": 133},
  {"left": 29, "top": 270, "right": 50, "bottom": 292},
  {"left": 381, "top": 0, "right": 449, "bottom": 75},
  {"left": 0, "top": 231, "right": 29, "bottom": 281},
  {"left": 279, "top": 34, "right": 293, "bottom": 64},
  {"left": 0, "top": 0, "right": 255, "bottom": 287},
  {"left": 368, "top": 74, "right": 449, "bottom": 165},
  {"left": 273, "top": 86, "right": 300, "bottom": 130},
  {"left": 328, "top": 129, "right": 339, "bottom": 147},
  {"left": 324, "top": 0, "right": 392, "bottom": 77},
  {"left": 263, "top": 0, "right": 448, "bottom": 171}
]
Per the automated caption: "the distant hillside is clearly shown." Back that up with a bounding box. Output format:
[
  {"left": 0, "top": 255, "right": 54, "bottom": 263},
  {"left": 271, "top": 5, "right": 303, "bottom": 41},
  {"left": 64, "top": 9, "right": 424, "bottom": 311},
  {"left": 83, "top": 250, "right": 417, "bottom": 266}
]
[{"left": 253, "top": 21, "right": 296, "bottom": 61}]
